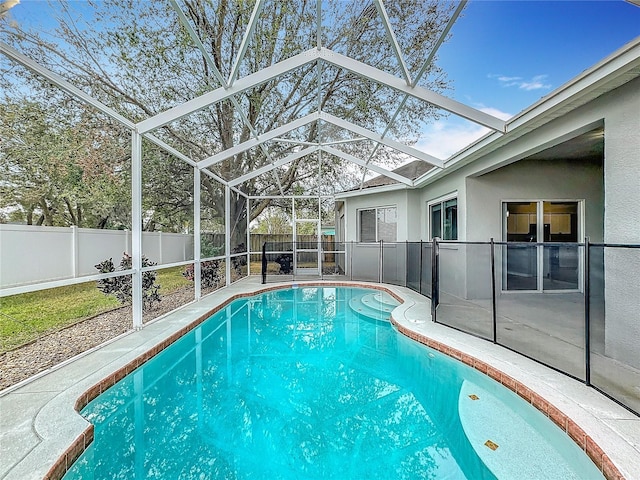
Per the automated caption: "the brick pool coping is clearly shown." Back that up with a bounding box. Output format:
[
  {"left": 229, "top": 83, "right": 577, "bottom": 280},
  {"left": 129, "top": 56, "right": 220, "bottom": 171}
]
[
  {"left": 391, "top": 319, "right": 625, "bottom": 480},
  {"left": 45, "top": 282, "right": 625, "bottom": 480}
]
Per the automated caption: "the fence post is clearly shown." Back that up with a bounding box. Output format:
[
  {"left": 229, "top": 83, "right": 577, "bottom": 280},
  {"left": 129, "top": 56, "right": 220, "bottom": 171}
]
[
  {"left": 379, "top": 239, "right": 383, "bottom": 283},
  {"left": 320, "top": 236, "right": 324, "bottom": 280},
  {"left": 71, "top": 225, "right": 79, "bottom": 278},
  {"left": 490, "top": 238, "right": 497, "bottom": 344},
  {"left": 405, "top": 240, "right": 408, "bottom": 287},
  {"left": 584, "top": 237, "right": 591, "bottom": 386},
  {"left": 419, "top": 240, "right": 423, "bottom": 294},
  {"left": 261, "top": 242, "right": 267, "bottom": 284},
  {"left": 431, "top": 237, "right": 439, "bottom": 322},
  {"left": 349, "top": 241, "right": 353, "bottom": 281}
]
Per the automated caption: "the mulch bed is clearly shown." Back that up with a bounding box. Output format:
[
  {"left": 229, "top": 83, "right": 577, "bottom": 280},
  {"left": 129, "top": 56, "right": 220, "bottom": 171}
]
[{"left": 0, "top": 288, "right": 196, "bottom": 391}]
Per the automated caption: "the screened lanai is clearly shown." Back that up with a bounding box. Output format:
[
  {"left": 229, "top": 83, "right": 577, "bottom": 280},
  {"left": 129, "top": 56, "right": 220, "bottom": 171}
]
[
  {"left": 2, "top": 2, "right": 640, "bottom": 479},
  {"left": 0, "top": 0, "right": 510, "bottom": 330}
]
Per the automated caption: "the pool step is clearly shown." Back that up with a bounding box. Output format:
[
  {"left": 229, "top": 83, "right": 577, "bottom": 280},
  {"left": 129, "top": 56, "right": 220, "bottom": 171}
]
[
  {"left": 349, "top": 292, "right": 400, "bottom": 322},
  {"left": 457, "top": 380, "right": 602, "bottom": 480}
]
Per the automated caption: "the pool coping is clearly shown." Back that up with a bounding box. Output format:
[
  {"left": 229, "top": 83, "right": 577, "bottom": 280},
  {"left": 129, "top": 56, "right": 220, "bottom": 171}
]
[{"left": 1, "top": 278, "right": 638, "bottom": 480}]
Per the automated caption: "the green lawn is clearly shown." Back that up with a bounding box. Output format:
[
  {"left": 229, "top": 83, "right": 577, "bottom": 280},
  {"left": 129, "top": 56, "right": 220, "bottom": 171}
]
[
  {"left": 0, "top": 266, "right": 191, "bottom": 353},
  {"left": 157, "top": 266, "right": 191, "bottom": 294}
]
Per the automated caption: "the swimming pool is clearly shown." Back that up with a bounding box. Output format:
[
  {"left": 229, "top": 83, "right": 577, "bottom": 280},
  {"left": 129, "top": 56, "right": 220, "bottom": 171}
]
[{"left": 64, "top": 286, "right": 604, "bottom": 479}]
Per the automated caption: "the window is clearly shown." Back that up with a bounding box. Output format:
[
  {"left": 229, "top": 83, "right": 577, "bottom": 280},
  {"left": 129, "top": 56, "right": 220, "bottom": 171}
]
[
  {"left": 429, "top": 197, "right": 457, "bottom": 240},
  {"left": 358, "top": 206, "right": 397, "bottom": 242}
]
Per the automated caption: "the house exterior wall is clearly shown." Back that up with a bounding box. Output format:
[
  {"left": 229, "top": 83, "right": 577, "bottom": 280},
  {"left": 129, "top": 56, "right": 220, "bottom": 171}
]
[
  {"left": 342, "top": 189, "right": 417, "bottom": 282},
  {"left": 465, "top": 157, "right": 604, "bottom": 243},
  {"left": 417, "top": 175, "right": 466, "bottom": 241},
  {"left": 463, "top": 158, "right": 603, "bottom": 299},
  {"left": 342, "top": 189, "right": 411, "bottom": 242},
  {"left": 598, "top": 77, "right": 640, "bottom": 367},
  {"left": 338, "top": 75, "right": 639, "bottom": 367},
  {"left": 406, "top": 189, "right": 423, "bottom": 241},
  {"left": 603, "top": 76, "right": 640, "bottom": 244}
]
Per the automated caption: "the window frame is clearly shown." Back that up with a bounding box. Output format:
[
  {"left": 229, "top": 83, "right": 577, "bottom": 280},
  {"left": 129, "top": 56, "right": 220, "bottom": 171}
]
[
  {"left": 427, "top": 194, "right": 458, "bottom": 240},
  {"left": 357, "top": 205, "right": 397, "bottom": 243}
]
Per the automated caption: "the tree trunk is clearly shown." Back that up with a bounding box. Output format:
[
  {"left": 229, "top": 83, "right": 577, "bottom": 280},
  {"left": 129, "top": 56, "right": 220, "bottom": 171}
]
[
  {"left": 26, "top": 207, "right": 34, "bottom": 225},
  {"left": 97, "top": 216, "right": 109, "bottom": 229},
  {"left": 64, "top": 197, "right": 78, "bottom": 225},
  {"left": 39, "top": 199, "right": 55, "bottom": 226}
]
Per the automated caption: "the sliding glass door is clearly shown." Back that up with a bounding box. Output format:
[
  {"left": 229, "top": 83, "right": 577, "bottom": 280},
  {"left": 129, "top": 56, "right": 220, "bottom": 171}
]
[
  {"left": 503, "top": 201, "right": 581, "bottom": 292},
  {"left": 504, "top": 202, "right": 539, "bottom": 290}
]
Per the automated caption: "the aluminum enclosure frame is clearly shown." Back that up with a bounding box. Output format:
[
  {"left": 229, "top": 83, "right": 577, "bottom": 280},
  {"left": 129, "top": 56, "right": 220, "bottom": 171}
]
[{"left": 0, "top": 0, "right": 507, "bottom": 330}]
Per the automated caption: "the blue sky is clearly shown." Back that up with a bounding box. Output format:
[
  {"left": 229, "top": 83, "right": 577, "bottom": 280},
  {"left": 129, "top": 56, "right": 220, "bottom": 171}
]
[
  {"left": 5, "top": 0, "right": 640, "bottom": 161},
  {"left": 417, "top": 0, "right": 640, "bottom": 158}
]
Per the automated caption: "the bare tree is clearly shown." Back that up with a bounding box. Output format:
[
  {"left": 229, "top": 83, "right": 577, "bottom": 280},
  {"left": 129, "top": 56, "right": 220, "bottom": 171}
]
[{"left": 1, "top": 0, "right": 455, "bottom": 237}]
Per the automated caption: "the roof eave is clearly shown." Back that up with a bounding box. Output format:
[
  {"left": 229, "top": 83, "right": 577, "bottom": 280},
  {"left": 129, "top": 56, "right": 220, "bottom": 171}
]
[
  {"left": 334, "top": 182, "right": 409, "bottom": 199},
  {"left": 413, "top": 36, "right": 640, "bottom": 189}
]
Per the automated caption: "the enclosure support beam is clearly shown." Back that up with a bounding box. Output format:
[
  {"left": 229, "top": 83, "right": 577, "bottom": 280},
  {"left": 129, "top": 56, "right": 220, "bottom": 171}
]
[
  {"left": 321, "top": 146, "right": 414, "bottom": 186},
  {"left": 144, "top": 134, "right": 197, "bottom": 167},
  {"left": 169, "top": 0, "right": 286, "bottom": 191},
  {"left": 246, "top": 197, "right": 251, "bottom": 275},
  {"left": 225, "top": 185, "right": 232, "bottom": 286},
  {"left": 228, "top": 0, "right": 265, "bottom": 87},
  {"left": 411, "top": 0, "right": 467, "bottom": 88},
  {"left": 358, "top": 0, "right": 466, "bottom": 190},
  {"left": 199, "top": 113, "right": 320, "bottom": 169},
  {"left": 137, "top": 49, "right": 317, "bottom": 133},
  {"left": 194, "top": 167, "right": 202, "bottom": 300},
  {"left": 316, "top": 0, "right": 322, "bottom": 50},
  {"left": 229, "top": 146, "right": 319, "bottom": 186},
  {"left": 0, "top": 42, "right": 206, "bottom": 175},
  {"left": 0, "top": 42, "right": 135, "bottom": 130},
  {"left": 374, "top": 0, "right": 412, "bottom": 85},
  {"left": 131, "top": 131, "right": 143, "bottom": 330},
  {"left": 200, "top": 168, "right": 230, "bottom": 187},
  {"left": 320, "top": 112, "right": 444, "bottom": 167},
  {"left": 319, "top": 48, "right": 506, "bottom": 132}
]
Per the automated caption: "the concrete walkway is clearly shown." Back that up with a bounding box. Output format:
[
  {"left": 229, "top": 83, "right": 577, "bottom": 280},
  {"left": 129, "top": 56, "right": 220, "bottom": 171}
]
[{"left": 1, "top": 277, "right": 639, "bottom": 479}]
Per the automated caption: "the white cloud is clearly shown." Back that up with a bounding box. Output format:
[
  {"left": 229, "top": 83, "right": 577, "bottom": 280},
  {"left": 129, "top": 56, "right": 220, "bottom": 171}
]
[
  {"left": 490, "top": 73, "right": 552, "bottom": 91},
  {"left": 475, "top": 106, "right": 512, "bottom": 121},
  {"left": 415, "top": 123, "right": 489, "bottom": 159},
  {"left": 414, "top": 107, "right": 512, "bottom": 160}
]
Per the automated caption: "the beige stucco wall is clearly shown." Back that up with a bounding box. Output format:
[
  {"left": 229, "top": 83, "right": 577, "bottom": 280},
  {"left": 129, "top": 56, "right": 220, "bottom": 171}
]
[
  {"left": 417, "top": 175, "right": 466, "bottom": 240},
  {"left": 342, "top": 189, "right": 411, "bottom": 242},
  {"left": 340, "top": 75, "right": 639, "bottom": 369},
  {"left": 598, "top": 77, "right": 640, "bottom": 367},
  {"left": 603, "top": 76, "right": 640, "bottom": 244},
  {"left": 465, "top": 158, "right": 604, "bottom": 243}
]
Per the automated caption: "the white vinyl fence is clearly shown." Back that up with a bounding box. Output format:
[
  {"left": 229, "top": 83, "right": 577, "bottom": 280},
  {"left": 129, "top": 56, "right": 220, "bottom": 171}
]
[{"left": 0, "top": 224, "right": 194, "bottom": 289}]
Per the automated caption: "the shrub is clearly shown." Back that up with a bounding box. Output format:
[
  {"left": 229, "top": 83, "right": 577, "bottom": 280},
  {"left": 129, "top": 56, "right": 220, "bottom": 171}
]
[
  {"left": 95, "top": 253, "right": 161, "bottom": 310},
  {"left": 182, "top": 260, "right": 223, "bottom": 289}
]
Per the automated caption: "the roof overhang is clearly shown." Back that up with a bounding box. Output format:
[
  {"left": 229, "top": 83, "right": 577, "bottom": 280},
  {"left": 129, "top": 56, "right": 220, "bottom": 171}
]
[{"left": 412, "top": 36, "right": 640, "bottom": 189}]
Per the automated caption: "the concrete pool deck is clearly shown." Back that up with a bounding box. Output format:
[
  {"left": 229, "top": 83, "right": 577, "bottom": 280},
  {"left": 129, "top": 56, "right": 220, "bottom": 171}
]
[{"left": 1, "top": 277, "right": 639, "bottom": 479}]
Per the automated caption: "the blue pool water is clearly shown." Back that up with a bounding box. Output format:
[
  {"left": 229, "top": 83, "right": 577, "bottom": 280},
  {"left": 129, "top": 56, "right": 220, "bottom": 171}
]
[{"left": 64, "top": 287, "right": 603, "bottom": 479}]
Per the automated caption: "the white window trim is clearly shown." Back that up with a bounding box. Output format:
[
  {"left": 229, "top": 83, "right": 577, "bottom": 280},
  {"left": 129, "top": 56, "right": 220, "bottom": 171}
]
[
  {"left": 427, "top": 193, "right": 458, "bottom": 240},
  {"left": 357, "top": 205, "right": 397, "bottom": 243}
]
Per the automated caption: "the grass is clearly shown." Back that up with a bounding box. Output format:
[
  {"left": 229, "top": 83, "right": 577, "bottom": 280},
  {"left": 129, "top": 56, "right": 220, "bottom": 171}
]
[
  {"left": 0, "top": 266, "right": 191, "bottom": 353},
  {"left": 249, "top": 261, "right": 285, "bottom": 275},
  {"left": 156, "top": 266, "right": 191, "bottom": 294},
  {"left": 249, "top": 261, "right": 337, "bottom": 274}
]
